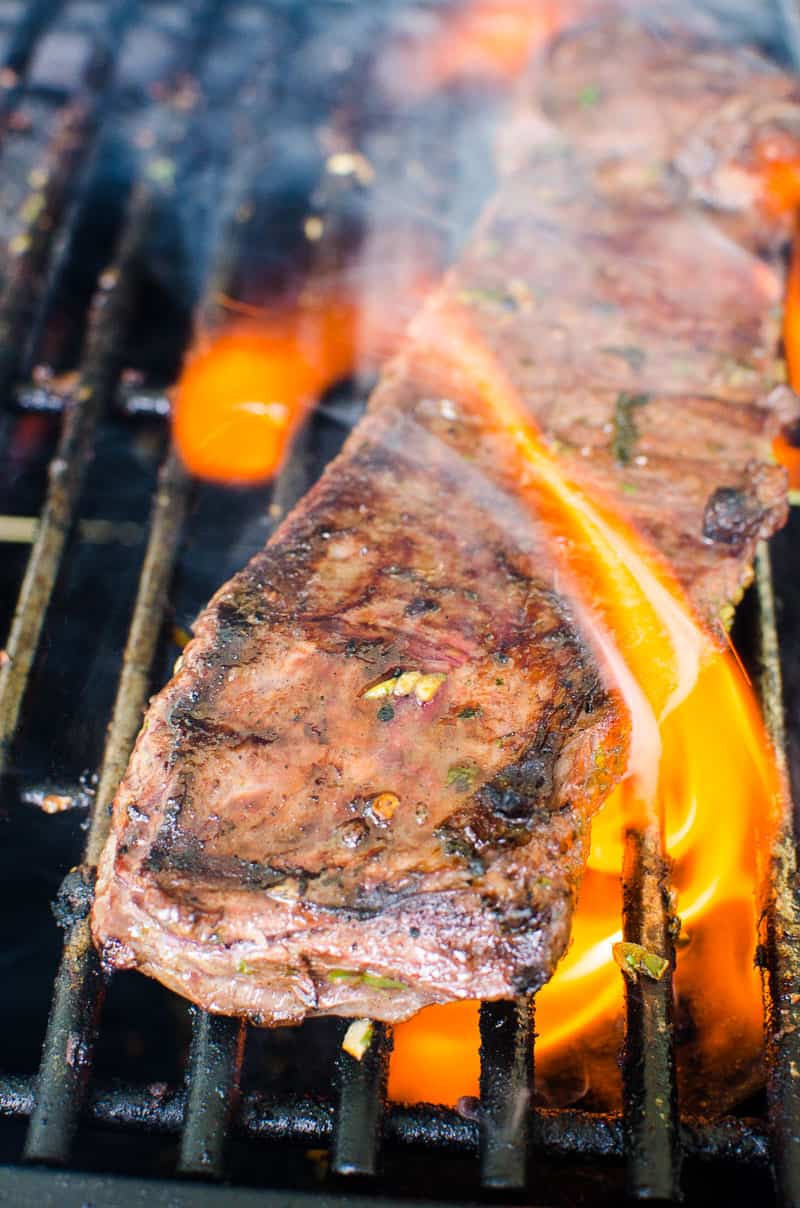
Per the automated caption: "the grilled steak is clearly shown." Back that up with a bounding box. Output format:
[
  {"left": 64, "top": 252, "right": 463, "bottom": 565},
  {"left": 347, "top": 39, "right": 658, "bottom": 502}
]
[
  {"left": 92, "top": 13, "right": 799, "bottom": 1023},
  {"left": 92, "top": 406, "right": 629, "bottom": 1021}
]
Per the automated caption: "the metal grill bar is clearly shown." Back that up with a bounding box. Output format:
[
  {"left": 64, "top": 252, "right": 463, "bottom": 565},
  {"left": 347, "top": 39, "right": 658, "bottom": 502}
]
[
  {"left": 621, "top": 826, "right": 680, "bottom": 1199},
  {"left": 178, "top": 1010, "right": 245, "bottom": 1178},
  {"left": 332, "top": 1022, "right": 391, "bottom": 1177},
  {"left": 0, "top": 1, "right": 149, "bottom": 786},
  {"left": 23, "top": 449, "right": 189, "bottom": 1164},
  {"left": 84, "top": 451, "right": 189, "bottom": 865},
  {"left": 167, "top": 46, "right": 298, "bottom": 1172},
  {"left": 20, "top": 877, "right": 103, "bottom": 1166},
  {"left": 0, "top": 0, "right": 136, "bottom": 397},
  {"left": 0, "top": 0, "right": 63, "bottom": 135},
  {"left": 0, "top": 1072, "right": 775, "bottom": 1167},
  {"left": 18, "top": 0, "right": 231, "bottom": 385},
  {"left": 478, "top": 997, "right": 534, "bottom": 1189},
  {"left": 754, "top": 542, "right": 800, "bottom": 1208},
  {"left": 1, "top": 0, "right": 254, "bottom": 788},
  {"left": 760, "top": 14, "right": 800, "bottom": 1196},
  {"left": 0, "top": 188, "right": 145, "bottom": 790}
]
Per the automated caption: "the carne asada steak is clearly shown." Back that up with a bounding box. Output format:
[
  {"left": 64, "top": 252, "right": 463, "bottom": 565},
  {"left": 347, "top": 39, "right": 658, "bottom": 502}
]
[{"left": 92, "top": 13, "right": 799, "bottom": 1023}]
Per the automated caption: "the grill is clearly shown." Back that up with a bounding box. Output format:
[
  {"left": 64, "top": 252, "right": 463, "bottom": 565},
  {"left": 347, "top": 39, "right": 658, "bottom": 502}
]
[{"left": 0, "top": 2, "right": 799, "bottom": 1204}]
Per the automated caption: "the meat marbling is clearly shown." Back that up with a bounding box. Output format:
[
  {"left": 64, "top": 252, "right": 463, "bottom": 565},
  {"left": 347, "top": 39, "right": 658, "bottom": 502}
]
[{"left": 92, "top": 12, "right": 799, "bottom": 1023}]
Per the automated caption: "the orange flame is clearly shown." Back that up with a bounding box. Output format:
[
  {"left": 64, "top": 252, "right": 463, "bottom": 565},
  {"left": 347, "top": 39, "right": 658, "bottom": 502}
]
[
  {"left": 172, "top": 271, "right": 434, "bottom": 485},
  {"left": 389, "top": 307, "right": 780, "bottom": 1110},
  {"left": 172, "top": 308, "right": 346, "bottom": 485},
  {"left": 754, "top": 151, "right": 800, "bottom": 489},
  {"left": 171, "top": 2, "right": 788, "bottom": 1107},
  {"left": 777, "top": 219, "right": 800, "bottom": 489},
  {"left": 376, "top": 0, "right": 571, "bottom": 102}
]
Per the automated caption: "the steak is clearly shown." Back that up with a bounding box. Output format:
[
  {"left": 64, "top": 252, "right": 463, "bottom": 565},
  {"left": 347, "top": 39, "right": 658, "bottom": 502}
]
[{"left": 92, "top": 12, "right": 799, "bottom": 1023}]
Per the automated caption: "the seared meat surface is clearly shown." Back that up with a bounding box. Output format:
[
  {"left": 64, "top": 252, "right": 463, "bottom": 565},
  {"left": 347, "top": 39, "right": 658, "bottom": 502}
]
[
  {"left": 93, "top": 399, "right": 628, "bottom": 1021},
  {"left": 92, "top": 13, "right": 798, "bottom": 1023}
]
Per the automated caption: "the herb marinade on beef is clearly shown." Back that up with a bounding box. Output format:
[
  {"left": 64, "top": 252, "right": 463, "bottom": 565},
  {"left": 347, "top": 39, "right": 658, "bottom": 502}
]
[{"left": 92, "top": 13, "right": 798, "bottom": 1023}]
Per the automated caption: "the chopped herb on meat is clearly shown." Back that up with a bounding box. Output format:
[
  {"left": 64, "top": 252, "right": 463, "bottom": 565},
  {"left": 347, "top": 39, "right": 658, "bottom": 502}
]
[
  {"left": 612, "top": 391, "right": 649, "bottom": 465},
  {"left": 447, "top": 764, "right": 477, "bottom": 791},
  {"left": 327, "top": 969, "right": 405, "bottom": 990}
]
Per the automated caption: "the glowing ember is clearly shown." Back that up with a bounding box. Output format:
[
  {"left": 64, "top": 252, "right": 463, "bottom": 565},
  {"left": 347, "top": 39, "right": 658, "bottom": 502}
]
[{"left": 389, "top": 308, "right": 781, "bottom": 1110}]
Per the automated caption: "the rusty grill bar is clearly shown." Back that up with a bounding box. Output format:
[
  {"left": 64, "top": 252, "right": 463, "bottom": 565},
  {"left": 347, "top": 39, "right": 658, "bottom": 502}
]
[{"left": 0, "top": 2, "right": 799, "bottom": 1205}]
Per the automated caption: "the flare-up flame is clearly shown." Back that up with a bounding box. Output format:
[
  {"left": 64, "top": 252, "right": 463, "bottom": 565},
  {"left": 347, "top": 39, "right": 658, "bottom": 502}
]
[
  {"left": 172, "top": 266, "right": 435, "bottom": 485},
  {"left": 169, "top": 1, "right": 787, "bottom": 1110},
  {"left": 377, "top": 0, "right": 569, "bottom": 101},
  {"left": 776, "top": 217, "right": 800, "bottom": 489},
  {"left": 389, "top": 307, "right": 781, "bottom": 1110},
  {"left": 755, "top": 149, "right": 800, "bottom": 487}
]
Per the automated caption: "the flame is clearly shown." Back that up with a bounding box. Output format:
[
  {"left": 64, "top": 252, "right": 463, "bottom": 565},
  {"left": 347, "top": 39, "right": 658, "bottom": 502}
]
[
  {"left": 777, "top": 217, "right": 800, "bottom": 489},
  {"left": 377, "top": 0, "right": 571, "bottom": 102},
  {"left": 173, "top": 309, "right": 345, "bottom": 485},
  {"left": 753, "top": 150, "right": 800, "bottom": 489},
  {"left": 172, "top": 270, "right": 434, "bottom": 485},
  {"left": 171, "top": 2, "right": 788, "bottom": 1104},
  {"left": 389, "top": 307, "right": 780, "bottom": 1110}
]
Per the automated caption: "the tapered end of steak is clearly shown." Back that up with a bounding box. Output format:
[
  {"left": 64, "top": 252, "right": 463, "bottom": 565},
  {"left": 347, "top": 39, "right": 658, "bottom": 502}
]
[{"left": 92, "top": 396, "right": 629, "bottom": 1023}]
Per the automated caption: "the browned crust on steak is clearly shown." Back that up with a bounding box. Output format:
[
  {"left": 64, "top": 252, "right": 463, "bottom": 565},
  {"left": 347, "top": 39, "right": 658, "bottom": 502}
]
[
  {"left": 92, "top": 13, "right": 798, "bottom": 1023},
  {"left": 94, "top": 391, "right": 628, "bottom": 1021}
]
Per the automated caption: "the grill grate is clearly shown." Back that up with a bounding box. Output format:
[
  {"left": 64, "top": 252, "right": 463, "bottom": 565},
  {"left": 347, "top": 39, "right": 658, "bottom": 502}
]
[{"left": 0, "top": 1, "right": 799, "bottom": 1204}]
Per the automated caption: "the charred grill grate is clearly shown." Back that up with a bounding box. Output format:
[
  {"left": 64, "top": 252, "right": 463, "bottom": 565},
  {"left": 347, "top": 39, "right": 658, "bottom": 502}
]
[{"left": 0, "top": 1, "right": 798, "bottom": 1204}]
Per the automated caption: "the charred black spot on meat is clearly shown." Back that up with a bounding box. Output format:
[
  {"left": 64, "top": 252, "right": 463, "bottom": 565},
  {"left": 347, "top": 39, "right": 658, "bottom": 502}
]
[
  {"left": 785, "top": 419, "right": 800, "bottom": 450},
  {"left": 170, "top": 706, "right": 280, "bottom": 751},
  {"left": 214, "top": 576, "right": 268, "bottom": 639},
  {"left": 148, "top": 837, "right": 311, "bottom": 893},
  {"left": 215, "top": 599, "right": 251, "bottom": 637},
  {"left": 510, "top": 963, "right": 550, "bottom": 996},
  {"left": 477, "top": 744, "right": 557, "bottom": 824},
  {"left": 434, "top": 823, "right": 486, "bottom": 876},
  {"left": 404, "top": 596, "right": 441, "bottom": 616},
  {"left": 337, "top": 819, "right": 370, "bottom": 848},
  {"left": 342, "top": 635, "right": 391, "bottom": 662},
  {"left": 575, "top": 670, "right": 606, "bottom": 718},
  {"left": 436, "top": 790, "right": 535, "bottom": 867},
  {"left": 476, "top": 704, "right": 585, "bottom": 827},
  {"left": 497, "top": 899, "right": 540, "bottom": 934},
  {"left": 702, "top": 486, "right": 763, "bottom": 548},
  {"left": 147, "top": 828, "right": 205, "bottom": 876},
  {"left": 494, "top": 548, "right": 532, "bottom": 588}
]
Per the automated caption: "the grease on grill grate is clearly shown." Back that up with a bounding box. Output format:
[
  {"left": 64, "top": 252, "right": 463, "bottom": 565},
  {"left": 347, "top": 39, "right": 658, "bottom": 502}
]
[{"left": 0, "top": 2, "right": 798, "bottom": 1205}]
